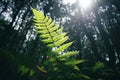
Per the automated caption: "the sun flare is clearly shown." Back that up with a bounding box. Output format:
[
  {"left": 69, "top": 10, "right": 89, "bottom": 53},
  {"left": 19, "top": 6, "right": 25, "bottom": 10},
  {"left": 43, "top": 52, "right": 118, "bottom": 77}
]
[
  {"left": 78, "top": 0, "right": 93, "bottom": 10},
  {"left": 63, "top": 0, "right": 93, "bottom": 10}
]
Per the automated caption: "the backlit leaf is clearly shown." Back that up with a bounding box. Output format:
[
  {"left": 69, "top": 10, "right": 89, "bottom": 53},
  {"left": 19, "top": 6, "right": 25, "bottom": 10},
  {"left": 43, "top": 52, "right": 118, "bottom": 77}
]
[
  {"left": 54, "top": 36, "right": 69, "bottom": 46},
  {"left": 54, "top": 42, "right": 73, "bottom": 52},
  {"left": 65, "top": 60, "right": 85, "bottom": 65}
]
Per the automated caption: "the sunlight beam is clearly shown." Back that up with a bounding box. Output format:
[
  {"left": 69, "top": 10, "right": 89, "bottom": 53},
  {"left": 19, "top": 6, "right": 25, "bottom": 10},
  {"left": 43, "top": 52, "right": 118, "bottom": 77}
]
[{"left": 78, "top": 0, "right": 93, "bottom": 10}]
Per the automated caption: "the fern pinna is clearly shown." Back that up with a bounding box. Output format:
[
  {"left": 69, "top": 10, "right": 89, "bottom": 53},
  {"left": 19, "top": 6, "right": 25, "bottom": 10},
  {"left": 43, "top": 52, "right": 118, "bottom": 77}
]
[{"left": 32, "top": 8, "right": 86, "bottom": 79}]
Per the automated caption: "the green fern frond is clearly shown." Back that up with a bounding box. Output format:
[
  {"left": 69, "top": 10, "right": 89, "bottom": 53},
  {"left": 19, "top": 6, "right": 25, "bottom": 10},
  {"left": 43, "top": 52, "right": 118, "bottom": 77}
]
[
  {"left": 31, "top": 8, "right": 84, "bottom": 74},
  {"left": 47, "top": 21, "right": 55, "bottom": 28},
  {"left": 44, "top": 16, "right": 49, "bottom": 22},
  {"left": 54, "top": 36, "right": 69, "bottom": 46},
  {"left": 53, "top": 33, "right": 67, "bottom": 41},
  {"left": 40, "top": 32, "right": 56, "bottom": 38},
  {"left": 58, "top": 51, "right": 79, "bottom": 58},
  {"left": 47, "top": 43, "right": 55, "bottom": 47},
  {"left": 32, "top": 8, "right": 72, "bottom": 52},
  {"left": 31, "top": 7, "right": 89, "bottom": 80},
  {"left": 65, "top": 60, "right": 85, "bottom": 65},
  {"left": 32, "top": 8, "right": 44, "bottom": 19},
  {"left": 74, "top": 65, "right": 80, "bottom": 71},
  {"left": 54, "top": 42, "right": 73, "bottom": 53},
  {"left": 48, "top": 24, "right": 60, "bottom": 33},
  {"left": 42, "top": 37, "right": 53, "bottom": 43}
]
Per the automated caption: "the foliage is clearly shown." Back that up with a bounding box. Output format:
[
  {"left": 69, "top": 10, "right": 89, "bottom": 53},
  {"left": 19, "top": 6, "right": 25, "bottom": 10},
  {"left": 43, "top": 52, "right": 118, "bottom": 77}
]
[
  {"left": 31, "top": 8, "right": 88, "bottom": 80},
  {"left": 18, "top": 65, "right": 35, "bottom": 76},
  {"left": 93, "top": 62, "right": 104, "bottom": 71},
  {"left": 0, "top": 49, "right": 49, "bottom": 80}
]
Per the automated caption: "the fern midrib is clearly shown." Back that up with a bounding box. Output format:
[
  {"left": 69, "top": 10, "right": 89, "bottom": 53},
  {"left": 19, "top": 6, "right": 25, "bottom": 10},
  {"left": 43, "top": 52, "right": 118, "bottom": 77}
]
[
  {"left": 44, "top": 22, "right": 62, "bottom": 47},
  {"left": 45, "top": 23, "right": 56, "bottom": 47}
]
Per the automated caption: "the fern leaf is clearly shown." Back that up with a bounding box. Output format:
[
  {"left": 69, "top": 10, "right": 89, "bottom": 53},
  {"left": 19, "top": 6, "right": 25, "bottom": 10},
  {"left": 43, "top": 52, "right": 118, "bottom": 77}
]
[
  {"left": 65, "top": 60, "right": 85, "bottom": 65},
  {"left": 56, "top": 27, "right": 63, "bottom": 33},
  {"left": 47, "top": 21, "right": 55, "bottom": 28},
  {"left": 48, "top": 24, "right": 59, "bottom": 33},
  {"left": 58, "top": 51, "right": 79, "bottom": 58},
  {"left": 31, "top": 8, "right": 44, "bottom": 19},
  {"left": 47, "top": 44, "right": 55, "bottom": 47},
  {"left": 32, "top": 8, "right": 79, "bottom": 56},
  {"left": 41, "top": 33, "right": 57, "bottom": 39},
  {"left": 42, "top": 38, "right": 53, "bottom": 43},
  {"left": 54, "top": 42, "right": 73, "bottom": 53},
  {"left": 38, "top": 30, "right": 49, "bottom": 34},
  {"left": 93, "top": 62, "right": 104, "bottom": 71},
  {"left": 54, "top": 36, "right": 68, "bottom": 46},
  {"left": 74, "top": 66, "right": 80, "bottom": 71},
  {"left": 53, "top": 33, "right": 67, "bottom": 41},
  {"left": 49, "top": 32, "right": 57, "bottom": 37},
  {"left": 32, "top": 8, "right": 86, "bottom": 78},
  {"left": 35, "top": 23, "right": 46, "bottom": 27},
  {"left": 46, "top": 18, "right": 52, "bottom": 25},
  {"left": 33, "top": 19, "right": 43, "bottom": 23},
  {"left": 43, "top": 16, "right": 49, "bottom": 22},
  {"left": 40, "top": 34, "right": 50, "bottom": 38}
]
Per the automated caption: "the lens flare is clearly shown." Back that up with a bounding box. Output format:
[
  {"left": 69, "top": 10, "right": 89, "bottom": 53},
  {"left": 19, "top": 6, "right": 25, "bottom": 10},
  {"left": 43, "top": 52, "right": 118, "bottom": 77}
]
[{"left": 78, "top": 0, "right": 93, "bottom": 10}]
